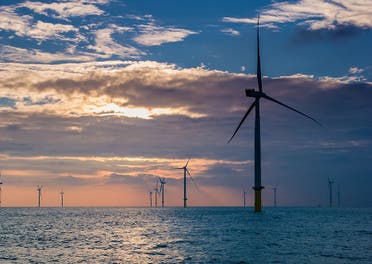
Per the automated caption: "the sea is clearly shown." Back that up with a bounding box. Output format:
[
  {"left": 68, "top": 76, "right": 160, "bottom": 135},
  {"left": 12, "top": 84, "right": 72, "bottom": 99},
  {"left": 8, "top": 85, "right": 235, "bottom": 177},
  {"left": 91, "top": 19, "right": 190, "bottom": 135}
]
[{"left": 0, "top": 207, "right": 371, "bottom": 263}]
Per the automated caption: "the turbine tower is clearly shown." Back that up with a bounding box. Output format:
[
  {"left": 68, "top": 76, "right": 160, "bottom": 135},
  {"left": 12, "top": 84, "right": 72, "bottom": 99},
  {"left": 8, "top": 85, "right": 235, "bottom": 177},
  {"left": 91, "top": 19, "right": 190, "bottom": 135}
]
[
  {"left": 243, "top": 190, "right": 247, "bottom": 208},
  {"left": 154, "top": 179, "right": 159, "bottom": 207},
  {"left": 271, "top": 186, "right": 277, "bottom": 207},
  {"left": 337, "top": 184, "right": 341, "bottom": 208},
  {"left": 60, "top": 188, "right": 64, "bottom": 208},
  {"left": 159, "top": 177, "right": 166, "bottom": 208},
  {"left": 328, "top": 178, "right": 334, "bottom": 208},
  {"left": 228, "top": 15, "right": 321, "bottom": 213},
  {"left": 37, "top": 185, "right": 42, "bottom": 207},
  {"left": 149, "top": 191, "right": 153, "bottom": 207},
  {"left": 0, "top": 171, "right": 3, "bottom": 208},
  {"left": 175, "top": 159, "right": 193, "bottom": 208}
]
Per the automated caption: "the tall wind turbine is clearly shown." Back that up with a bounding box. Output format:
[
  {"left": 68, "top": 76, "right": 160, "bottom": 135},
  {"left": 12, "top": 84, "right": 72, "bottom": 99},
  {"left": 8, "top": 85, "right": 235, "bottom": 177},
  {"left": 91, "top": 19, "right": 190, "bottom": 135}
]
[
  {"left": 228, "top": 15, "right": 321, "bottom": 213},
  {"left": 159, "top": 177, "right": 166, "bottom": 208},
  {"left": 0, "top": 171, "right": 3, "bottom": 207},
  {"left": 328, "top": 178, "right": 334, "bottom": 208},
  {"left": 60, "top": 188, "right": 64, "bottom": 208},
  {"left": 175, "top": 159, "right": 192, "bottom": 208},
  {"left": 337, "top": 184, "right": 341, "bottom": 208},
  {"left": 37, "top": 185, "right": 42, "bottom": 208}
]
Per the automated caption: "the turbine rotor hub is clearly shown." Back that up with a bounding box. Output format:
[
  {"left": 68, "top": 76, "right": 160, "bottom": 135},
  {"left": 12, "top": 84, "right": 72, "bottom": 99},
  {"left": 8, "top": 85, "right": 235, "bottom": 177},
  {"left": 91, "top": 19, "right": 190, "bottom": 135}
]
[
  {"left": 245, "top": 89, "right": 266, "bottom": 98},
  {"left": 245, "top": 89, "right": 265, "bottom": 98}
]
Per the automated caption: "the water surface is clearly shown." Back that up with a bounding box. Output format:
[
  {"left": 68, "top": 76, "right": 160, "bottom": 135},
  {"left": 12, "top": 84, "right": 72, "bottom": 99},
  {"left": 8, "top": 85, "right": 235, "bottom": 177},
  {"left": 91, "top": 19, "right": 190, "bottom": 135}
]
[{"left": 0, "top": 207, "right": 371, "bottom": 263}]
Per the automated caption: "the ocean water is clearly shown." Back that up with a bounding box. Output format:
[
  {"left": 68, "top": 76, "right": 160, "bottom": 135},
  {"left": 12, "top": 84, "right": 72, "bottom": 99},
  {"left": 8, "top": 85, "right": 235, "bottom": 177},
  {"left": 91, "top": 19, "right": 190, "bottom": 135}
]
[{"left": 0, "top": 207, "right": 371, "bottom": 263}]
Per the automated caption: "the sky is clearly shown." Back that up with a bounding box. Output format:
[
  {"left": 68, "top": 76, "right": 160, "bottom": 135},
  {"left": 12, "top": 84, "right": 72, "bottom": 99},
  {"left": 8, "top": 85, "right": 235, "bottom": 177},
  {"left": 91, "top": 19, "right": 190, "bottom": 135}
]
[{"left": 0, "top": 0, "right": 371, "bottom": 207}]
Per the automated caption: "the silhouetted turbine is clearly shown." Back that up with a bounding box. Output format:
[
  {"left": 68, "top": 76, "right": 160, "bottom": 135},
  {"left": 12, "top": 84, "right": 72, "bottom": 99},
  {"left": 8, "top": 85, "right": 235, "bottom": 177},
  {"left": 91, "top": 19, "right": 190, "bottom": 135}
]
[
  {"left": 228, "top": 15, "right": 321, "bottom": 213},
  {"left": 60, "top": 188, "right": 64, "bottom": 208},
  {"left": 159, "top": 177, "right": 166, "bottom": 208},
  {"left": 174, "top": 159, "right": 193, "bottom": 208},
  {"left": 271, "top": 186, "right": 277, "bottom": 207},
  {"left": 243, "top": 190, "right": 247, "bottom": 208},
  {"left": 328, "top": 178, "right": 334, "bottom": 208},
  {"left": 154, "top": 178, "right": 159, "bottom": 207},
  {"left": 37, "top": 185, "right": 42, "bottom": 208},
  {"left": 149, "top": 191, "right": 153, "bottom": 207}
]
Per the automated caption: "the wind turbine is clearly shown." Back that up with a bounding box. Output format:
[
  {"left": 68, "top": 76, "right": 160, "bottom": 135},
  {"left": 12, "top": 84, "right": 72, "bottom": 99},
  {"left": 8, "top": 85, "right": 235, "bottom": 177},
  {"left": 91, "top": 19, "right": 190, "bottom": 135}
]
[
  {"left": 228, "top": 15, "right": 321, "bottom": 213},
  {"left": 0, "top": 171, "right": 3, "bottom": 207},
  {"left": 328, "top": 178, "right": 334, "bottom": 208},
  {"left": 337, "top": 184, "right": 341, "bottom": 208},
  {"left": 271, "top": 186, "right": 277, "bottom": 207},
  {"left": 154, "top": 178, "right": 159, "bottom": 207},
  {"left": 243, "top": 190, "right": 247, "bottom": 208},
  {"left": 149, "top": 191, "right": 153, "bottom": 207},
  {"left": 174, "top": 159, "right": 193, "bottom": 208},
  {"left": 37, "top": 185, "right": 42, "bottom": 207},
  {"left": 159, "top": 177, "right": 166, "bottom": 208},
  {"left": 60, "top": 188, "right": 64, "bottom": 208}
]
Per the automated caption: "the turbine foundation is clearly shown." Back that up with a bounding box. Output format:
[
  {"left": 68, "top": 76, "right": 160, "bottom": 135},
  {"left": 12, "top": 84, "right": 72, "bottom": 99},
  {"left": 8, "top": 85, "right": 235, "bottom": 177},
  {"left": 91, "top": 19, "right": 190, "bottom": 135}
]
[{"left": 253, "top": 186, "right": 264, "bottom": 212}]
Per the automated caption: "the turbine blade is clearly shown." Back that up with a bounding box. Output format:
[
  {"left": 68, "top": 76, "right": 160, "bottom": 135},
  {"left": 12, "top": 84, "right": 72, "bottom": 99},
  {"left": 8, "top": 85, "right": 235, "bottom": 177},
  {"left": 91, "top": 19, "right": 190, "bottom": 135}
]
[
  {"left": 227, "top": 101, "right": 256, "bottom": 144},
  {"left": 186, "top": 169, "right": 201, "bottom": 192},
  {"left": 257, "top": 13, "right": 263, "bottom": 92},
  {"left": 185, "top": 158, "right": 190, "bottom": 168},
  {"left": 263, "top": 94, "right": 322, "bottom": 126}
]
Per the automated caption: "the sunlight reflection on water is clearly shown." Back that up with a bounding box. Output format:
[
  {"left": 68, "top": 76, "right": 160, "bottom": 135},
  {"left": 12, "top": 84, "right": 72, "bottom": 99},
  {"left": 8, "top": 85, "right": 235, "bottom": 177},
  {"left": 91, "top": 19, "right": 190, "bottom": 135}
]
[{"left": 0, "top": 207, "right": 371, "bottom": 263}]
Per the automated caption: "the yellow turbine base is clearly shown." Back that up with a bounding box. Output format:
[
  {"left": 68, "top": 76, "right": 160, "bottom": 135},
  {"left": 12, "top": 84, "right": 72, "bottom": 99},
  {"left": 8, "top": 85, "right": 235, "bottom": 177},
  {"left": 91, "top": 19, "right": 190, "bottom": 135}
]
[{"left": 254, "top": 189, "right": 262, "bottom": 212}]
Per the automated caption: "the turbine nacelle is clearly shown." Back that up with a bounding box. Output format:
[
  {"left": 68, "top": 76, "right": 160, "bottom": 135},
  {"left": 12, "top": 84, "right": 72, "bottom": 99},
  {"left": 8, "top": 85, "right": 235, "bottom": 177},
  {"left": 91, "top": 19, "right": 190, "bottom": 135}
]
[{"left": 245, "top": 89, "right": 265, "bottom": 98}]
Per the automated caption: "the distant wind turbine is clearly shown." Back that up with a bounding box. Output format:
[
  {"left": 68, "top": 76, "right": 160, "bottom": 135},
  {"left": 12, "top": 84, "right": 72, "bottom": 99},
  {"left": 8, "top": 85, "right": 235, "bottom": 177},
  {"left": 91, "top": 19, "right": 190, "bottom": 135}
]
[
  {"left": 159, "top": 177, "right": 166, "bottom": 208},
  {"left": 243, "top": 190, "right": 247, "bottom": 208},
  {"left": 0, "top": 171, "right": 3, "bottom": 207},
  {"left": 227, "top": 15, "right": 321, "bottom": 213},
  {"left": 328, "top": 178, "right": 334, "bottom": 208},
  {"left": 149, "top": 191, "right": 153, "bottom": 207},
  {"left": 174, "top": 159, "right": 193, "bottom": 208},
  {"left": 154, "top": 178, "right": 159, "bottom": 207},
  {"left": 37, "top": 185, "right": 42, "bottom": 208},
  {"left": 337, "top": 184, "right": 341, "bottom": 208},
  {"left": 271, "top": 186, "right": 277, "bottom": 207},
  {"left": 60, "top": 188, "right": 64, "bottom": 208}
]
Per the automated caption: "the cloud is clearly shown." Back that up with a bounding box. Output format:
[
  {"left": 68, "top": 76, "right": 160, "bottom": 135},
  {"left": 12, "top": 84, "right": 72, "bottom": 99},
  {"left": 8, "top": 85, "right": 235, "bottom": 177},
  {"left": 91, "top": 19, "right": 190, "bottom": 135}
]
[
  {"left": 0, "top": 5, "right": 80, "bottom": 41},
  {"left": 1, "top": 60, "right": 370, "bottom": 124},
  {"left": 222, "top": 0, "right": 372, "bottom": 30},
  {"left": 24, "top": 20, "right": 77, "bottom": 40},
  {"left": 221, "top": 28, "right": 240, "bottom": 36},
  {"left": 1, "top": 2, "right": 200, "bottom": 62},
  {"left": 0, "top": 62, "right": 371, "bottom": 206},
  {"left": 87, "top": 25, "right": 144, "bottom": 59},
  {"left": 133, "top": 24, "right": 197, "bottom": 46},
  {"left": 292, "top": 25, "right": 363, "bottom": 43},
  {"left": 349, "top": 67, "right": 364, "bottom": 74},
  {"left": 0, "top": 45, "right": 96, "bottom": 63},
  {"left": 20, "top": 0, "right": 106, "bottom": 19}
]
